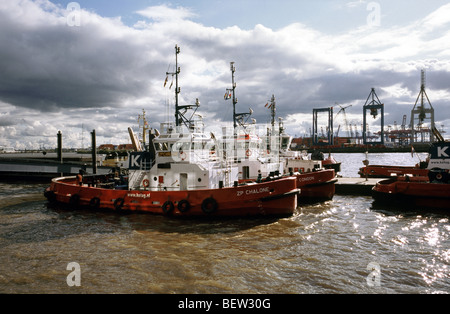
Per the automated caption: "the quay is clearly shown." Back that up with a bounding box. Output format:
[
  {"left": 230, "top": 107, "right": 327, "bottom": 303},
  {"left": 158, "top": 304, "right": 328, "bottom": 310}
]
[
  {"left": 0, "top": 157, "right": 112, "bottom": 182},
  {"left": 335, "top": 177, "right": 383, "bottom": 196},
  {"left": 0, "top": 130, "right": 112, "bottom": 182}
]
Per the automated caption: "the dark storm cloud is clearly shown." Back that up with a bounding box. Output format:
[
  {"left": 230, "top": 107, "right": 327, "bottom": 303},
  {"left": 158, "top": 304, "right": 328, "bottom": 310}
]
[{"left": 0, "top": 6, "right": 160, "bottom": 113}]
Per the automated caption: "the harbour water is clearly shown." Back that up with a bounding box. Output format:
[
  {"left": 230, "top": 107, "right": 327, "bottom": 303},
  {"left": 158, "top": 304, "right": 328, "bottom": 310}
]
[{"left": 0, "top": 153, "right": 448, "bottom": 294}]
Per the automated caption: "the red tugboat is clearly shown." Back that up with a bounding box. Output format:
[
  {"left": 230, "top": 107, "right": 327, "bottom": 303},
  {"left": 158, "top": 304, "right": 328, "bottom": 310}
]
[
  {"left": 223, "top": 71, "right": 337, "bottom": 204},
  {"left": 278, "top": 116, "right": 337, "bottom": 203},
  {"left": 45, "top": 173, "right": 299, "bottom": 217},
  {"left": 359, "top": 127, "right": 444, "bottom": 178},
  {"left": 44, "top": 117, "right": 299, "bottom": 216},
  {"left": 282, "top": 145, "right": 336, "bottom": 203},
  {"left": 372, "top": 140, "right": 450, "bottom": 210},
  {"left": 359, "top": 164, "right": 428, "bottom": 178},
  {"left": 44, "top": 46, "right": 299, "bottom": 217}
]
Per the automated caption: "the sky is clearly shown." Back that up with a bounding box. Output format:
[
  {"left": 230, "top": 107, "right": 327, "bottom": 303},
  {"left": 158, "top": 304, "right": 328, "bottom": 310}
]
[{"left": 1, "top": 0, "right": 450, "bottom": 150}]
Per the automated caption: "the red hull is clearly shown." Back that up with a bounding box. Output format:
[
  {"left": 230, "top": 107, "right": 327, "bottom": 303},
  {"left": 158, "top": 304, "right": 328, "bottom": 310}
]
[
  {"left": 45, "top": 176, "right": 299, "bottom": 217},
  {"left": 295, "top": 169, "right": 336, "bottom": 202},
  {"left": 372, "top": 176, "right": 450, "bottom": 210},
  {"left": 322, "top": 156, "right": 341, "bottom": 173},
  {"left": 359, "top": 165, "right": 428, "bottom": 178}
]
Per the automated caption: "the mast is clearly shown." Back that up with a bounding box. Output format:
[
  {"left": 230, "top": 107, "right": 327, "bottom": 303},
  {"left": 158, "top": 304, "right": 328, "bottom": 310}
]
[
  {"left": 270, "top": 94, "right": 276, "bottom": 131},
  {"left": 166, "top": 45, "right": 181, "bottom": 126},
  {"left": 138, "top": 109, "right": 149, "bottom": 148},
  {"left": 165, "top": 45, "right": 199, "bottom": 129},
  {"left": 224, "top": 62, "right": 238, "bottom": 129},
  {"left": 224, "top": 62, "right": 252, "bottom": 134}
]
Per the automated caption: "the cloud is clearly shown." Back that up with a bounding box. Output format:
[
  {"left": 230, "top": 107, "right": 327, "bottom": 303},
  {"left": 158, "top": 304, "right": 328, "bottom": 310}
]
[
  {"left": 0, "top": 1, "right": 450, "bottom": 150},
  {"left": 136, "top": 5, "right": 196, "bottom": 22},
  {"left": 0, "top": 0, "right": 159, "bottom": 113}
]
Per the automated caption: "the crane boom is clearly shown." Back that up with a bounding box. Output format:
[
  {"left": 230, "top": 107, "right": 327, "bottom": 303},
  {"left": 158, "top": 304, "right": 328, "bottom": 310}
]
[{"left": 335, "top": 104, "right": 352, "bottom": 138}]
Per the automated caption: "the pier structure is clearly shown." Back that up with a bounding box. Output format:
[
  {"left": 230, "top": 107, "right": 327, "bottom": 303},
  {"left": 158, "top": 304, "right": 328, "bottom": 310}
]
[
  {"left": 0, "top": 130, "right": 111, "bottom": 182},
  {"left": 335, "top": 177, "right": 382, "bottom": 196}
]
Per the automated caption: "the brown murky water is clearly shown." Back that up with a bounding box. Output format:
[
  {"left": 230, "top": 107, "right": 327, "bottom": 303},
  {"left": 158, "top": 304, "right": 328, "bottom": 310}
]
[{"left": 0, "top": 154, "right": 449, "bottom": 294}]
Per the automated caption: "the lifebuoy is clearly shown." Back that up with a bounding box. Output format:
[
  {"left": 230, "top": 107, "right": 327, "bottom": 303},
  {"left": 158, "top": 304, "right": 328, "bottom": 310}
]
[
  {"left": 162, "top": 201, "right": 174, "bottom": 214},
  {"left": 142, "top": 179, "right": 150, "bottom": 188},
  {"left": 246, "top": 149, "right": 252, "bottom": 157},
  {"left": 69, "top": 194, "right": 80, "bottom": 207},
  {"left": 180, "top": 151, "right": 187, "bottom": 161},
  {"left": 201, "top": 197, "right": 218, "bottom": 214},
  {"left": 436, "top": 173, "right": 443, "bottom": 180},
  {"left": 114, "top": 198, "right": 125, "bottom": 210},
  {"left": 89, "top": 197, "right": 101, "bottom": 209},
  {"left": 177, "top": 199, "right": 190, "bottom": 213}
]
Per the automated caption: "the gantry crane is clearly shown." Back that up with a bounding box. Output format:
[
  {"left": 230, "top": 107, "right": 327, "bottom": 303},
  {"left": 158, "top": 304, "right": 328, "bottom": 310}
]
[{"left": 335, "top": 103, "right": 352, "bottom": 138}]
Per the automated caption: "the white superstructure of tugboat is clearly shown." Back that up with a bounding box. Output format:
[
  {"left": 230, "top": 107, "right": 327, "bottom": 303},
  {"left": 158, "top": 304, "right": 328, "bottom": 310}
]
[{"left": 223, "top": 64, "right": 336, "bottom": 202}]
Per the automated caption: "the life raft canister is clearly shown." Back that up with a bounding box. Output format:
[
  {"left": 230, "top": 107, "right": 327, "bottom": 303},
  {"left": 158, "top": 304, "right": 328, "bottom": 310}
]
[{"left": 201, "top": 197, "right": 218, "bottom": 214}]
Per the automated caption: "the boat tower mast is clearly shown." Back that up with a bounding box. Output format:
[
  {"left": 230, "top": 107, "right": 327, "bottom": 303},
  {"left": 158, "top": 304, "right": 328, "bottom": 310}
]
[
  {"left": 225, "top": 62, "right": 252, "bottom": 135},
  {"left": 165, "top": 45, "right": 199, "bottom": 129}
]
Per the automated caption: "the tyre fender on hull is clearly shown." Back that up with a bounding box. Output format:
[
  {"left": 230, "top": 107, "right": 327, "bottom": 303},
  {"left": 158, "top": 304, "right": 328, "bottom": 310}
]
[
  {"left": 162, "top": 200, "right": 175, "bottom": 214},
  {"left": 177, "top": 199, "right": 191, "bottom": 213},
  {"left": 69, "top": 194, "right": 80, "bottom": 207},
  {"left": 201, "top": 197, "right": 218, "bottom": 214},
  {"left": 44, "top": 190, "right": 56, "bottom": 203},
  {"left": 114, "top": 198, "right": 125, "bottom": 211},
  {"left": 89, "top": 197, "right": 101, "bottom": 209}
]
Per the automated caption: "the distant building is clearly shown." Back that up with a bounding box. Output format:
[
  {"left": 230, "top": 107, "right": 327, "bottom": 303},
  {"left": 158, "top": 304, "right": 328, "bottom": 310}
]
[
  {"left": 98, "top": 144, "right": 134, "bottom": 151},
  {"left": 0, "top": 147, "right": 15, "bottom": 153},
  {"left": 291, "top": 138, "right": 311, "bottom": 150},
  {"left": 98, "top": 144, "right": 116, "bottom": 151},
  {"left": 117, "top": 144, "right": 134, "bottom": 151}
]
